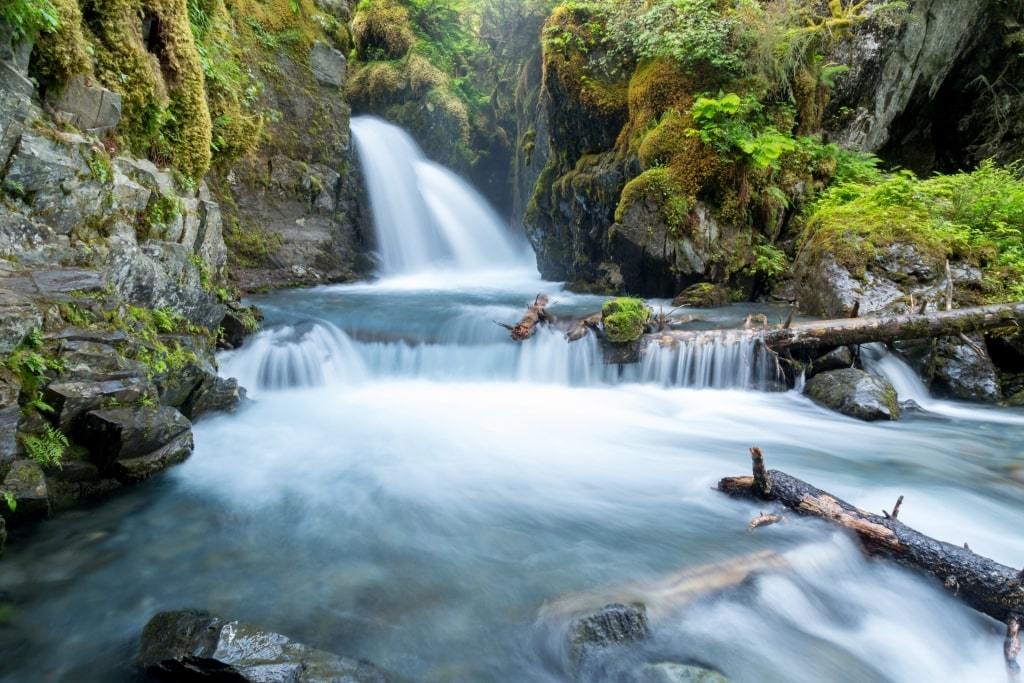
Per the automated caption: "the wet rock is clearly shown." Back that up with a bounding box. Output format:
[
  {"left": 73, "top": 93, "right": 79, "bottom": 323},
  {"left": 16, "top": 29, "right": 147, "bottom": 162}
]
[
  {"left": 930, "top": 335, "right": 1001, "bottom": 402},
  {"left": 569, "top": 602, "right": 650, "bottom": 670},
  {"left": 807, "top": 346, "right": 854, "bottom": 379},
  {"left": 642, "top": 661, "right": 730, "bottom": 683},
  {"left": 79, "top": 405, "right": 192, "bottom": 477},
  {"left": 2, "top": 459, "right": 50, "bottom": 525},
  {"left": 137, "top": 609, "right": 393, "bottom": 683},
  {"left": 805, "top": 368, "right": 900, "bottom": 421},
  {"left": 109, "top": 429, "right": 193, "bottom": 483},
  {"left": 182, "top": 376, "right": 246, "bottom": 421},
  {"left": 218, "top": 302, "right": 262, "bottom": 349},
  {"left": 43, "top": 377, "right": 153, "bottom": 433},
  {"left": 672, "top": 283, "right": 732, "bottom": 309}
]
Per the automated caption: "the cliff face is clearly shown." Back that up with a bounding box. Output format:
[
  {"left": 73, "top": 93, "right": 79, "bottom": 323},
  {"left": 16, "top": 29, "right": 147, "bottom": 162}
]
[{"left": 515, "top": 1, "right": 1024, "bottom": 298}]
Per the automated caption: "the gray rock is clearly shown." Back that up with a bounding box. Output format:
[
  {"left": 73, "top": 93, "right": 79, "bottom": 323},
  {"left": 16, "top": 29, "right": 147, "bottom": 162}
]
[
  {"left": 569, "top": 602, "right": 650, "bottom": 670},
  {"left": 137, "top": 610, "right": 393, "bottom": 683},
  {"left": 807, "top": 346, "right": 854, "bottom": 378},
  {"left": 182, "top": 375, "right": 246, "bottom": 420},
  {"left": 642, "top": 661, "right": 730, "bottom": 683},
  {"left": 310, "top": 41, "right": 347, "bottom": 87},
  {"left": 109, "top": 429, "right": 193, "bottom": 483},
  {"left": 2, "top": 459, "right": 50, "bottom": 525},
  {"left": 829, "top": 0, "right": 989, "bottom": 153},
  {"left": 805, "top": 368, "right": 900, "bottom": 421},
  {"left": 930, "top": 334, "right": 1002, "bottom": 402},
  {"left": 2, "top": 130, "right": 107, "bottom": 236},
  {"left": 79, "top": 405, "right": 192, "bottom": 475},
  {"left": 672, "top": 282, "right": 732, "bottom": 308},
  {"left": 43, "top": 377, "right": 153, "bottom": 432},
  {"left": 46, "top": 75, "right": 122, "bottom": 134},
  {"left": 0, "top": 79, "right": 31, "bottom": 162}
]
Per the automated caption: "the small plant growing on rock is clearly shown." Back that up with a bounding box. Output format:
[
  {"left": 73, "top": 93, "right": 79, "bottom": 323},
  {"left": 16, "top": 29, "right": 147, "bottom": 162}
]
[{"left": 21, "top": 425, "right": 68, "bottom": 470}]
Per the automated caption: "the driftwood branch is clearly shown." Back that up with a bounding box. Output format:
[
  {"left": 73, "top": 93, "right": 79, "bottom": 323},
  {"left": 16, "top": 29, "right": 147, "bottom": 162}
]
[
  {"left": 497, "top": 294, "right": 553, "bottom": 341},
  {"left": 651, "top": 302, "right": 1024, "bottom": 355},
  {"left": 719, "top": 448, "right": 1024, "bottom": 632}
]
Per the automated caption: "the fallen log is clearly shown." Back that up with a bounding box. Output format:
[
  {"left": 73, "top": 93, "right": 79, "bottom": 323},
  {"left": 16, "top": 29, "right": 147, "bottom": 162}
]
[
  {"left": 496, "top": 294, "right": 552, "bottom": 341},
  {"left": 651, "top": 302, "right": 1024, "bottom": 355},
  {"left": 539, "top": 549, "right": 790, "bottom": 626},
  {"left": 719, "top": 447, "right": 1024, "bottom": 669},
  {"left": 565, "top": 312, "right": 602, "bottom": 342}
]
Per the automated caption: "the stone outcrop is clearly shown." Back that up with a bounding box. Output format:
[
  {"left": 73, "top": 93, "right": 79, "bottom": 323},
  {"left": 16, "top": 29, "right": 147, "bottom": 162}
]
[
  {"left": 0, "top": 34, "right": 246, "bottom": 538},
  {"left": 804, "top": 368, "right": 900, "bottom": 422},
  {"left": 138, "top": 610, "right": 393, "bottom": 683}
]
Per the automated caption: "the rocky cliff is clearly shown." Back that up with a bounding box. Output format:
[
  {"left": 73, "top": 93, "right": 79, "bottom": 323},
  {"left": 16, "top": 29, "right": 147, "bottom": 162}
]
[{"left": 516, "top": 1, "right": 1024, "bottom": 301}]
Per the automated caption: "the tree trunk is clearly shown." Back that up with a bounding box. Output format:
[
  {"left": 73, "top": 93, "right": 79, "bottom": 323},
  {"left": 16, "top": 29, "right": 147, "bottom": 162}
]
[
  {"left": 652, "top": 302, "right": 1024, "bottom": 355},
  {"left": 719, "top": 448, "right": 1024, "bottom": 625}
]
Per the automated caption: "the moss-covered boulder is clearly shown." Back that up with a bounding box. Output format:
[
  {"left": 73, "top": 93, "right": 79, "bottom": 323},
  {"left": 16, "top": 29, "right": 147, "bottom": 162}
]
[
  {"left": 805, "top": 368, "right": 900, "bottom": 421},
  {"left": 601, "top": 297, "right": 651, "bottom": 343}
]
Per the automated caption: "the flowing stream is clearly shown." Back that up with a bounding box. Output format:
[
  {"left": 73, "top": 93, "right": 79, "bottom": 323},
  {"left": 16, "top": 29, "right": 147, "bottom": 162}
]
[{"left": 2, "top": 118, "right": 1024, "bottom": 682}]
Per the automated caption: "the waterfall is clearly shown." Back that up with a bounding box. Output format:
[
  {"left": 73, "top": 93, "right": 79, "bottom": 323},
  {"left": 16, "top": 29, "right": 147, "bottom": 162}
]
[{"left": 350, "top": 116, "right": 533, "bottom": 276}]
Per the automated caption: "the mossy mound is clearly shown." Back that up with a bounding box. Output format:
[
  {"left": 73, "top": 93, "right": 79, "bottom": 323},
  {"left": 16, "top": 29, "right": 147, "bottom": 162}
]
[
  {"left": 351, "top": 0, "right": 415, "bottom": 61},
  {"left": 601, "top": 297, "right": 651, "bottom": 343}
]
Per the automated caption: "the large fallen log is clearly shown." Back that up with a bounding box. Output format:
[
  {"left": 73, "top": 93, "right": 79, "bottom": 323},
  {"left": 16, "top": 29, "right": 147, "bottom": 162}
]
[
  {"left": 651, "top": 302, "right": 1024, "bottom": 354},
  {"left": 719, "top": 447, "right": 1024, "bottom": 669}
]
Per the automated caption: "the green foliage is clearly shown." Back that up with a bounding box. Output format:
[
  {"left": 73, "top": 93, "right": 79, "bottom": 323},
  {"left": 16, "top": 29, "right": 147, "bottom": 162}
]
[
  {"left": 86, "top": 149, "right": 112, "bottom": 184},
  {"left": 3, "top": 491, "right": 15, "bottom": 513},
  {"left": 803, "top": 160, "right": 1024, "bottom": 300},
  {"left": 749, "top": 240, "right": 788, "bottom": 279},
  {"left": 1, "top": 0, "right": 60, "bottom": 41},
  {"left": 689, "top": 92, "right": 796, "bottom": 171},
  {"left": 22, "top": 425, "right": 69, "bottom": 470},
  {"left": 601, "top": 297, "right": 651, "bottom": 343}
]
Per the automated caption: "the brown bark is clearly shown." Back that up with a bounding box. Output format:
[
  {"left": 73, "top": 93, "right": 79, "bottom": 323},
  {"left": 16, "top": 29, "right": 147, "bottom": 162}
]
[
  {"left": 497, "top": 294, "right": 552, "bottom": 341},
  {"left": 540, "top": 549, "right": 790, "bottom": 624},
  {"left": 565, "top": 313, "right": 602, "bottom": 342},
  {"left": 719, "top": 448, "right": 1024, "bottom": 626},
  {"left": 650, "top": 302, "right": 1024, "bottom": 355}
]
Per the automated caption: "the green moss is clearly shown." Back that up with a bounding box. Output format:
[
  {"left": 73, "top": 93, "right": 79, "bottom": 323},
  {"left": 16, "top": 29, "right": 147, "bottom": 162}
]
[
  {"left": 30, "top": 0, "right": 92, "bottom": 90},
  {"left": 802, "top": 161, "right": 1024, "bottom": 302},
  {"left": 615, "top": 166, "right": 688, "bottom": 230},
  {"left": 352, "top": 0, "right": 415, "bottom": 60},
  {"left": 601, "top": 297, "right": 651, "bottom": 343}
]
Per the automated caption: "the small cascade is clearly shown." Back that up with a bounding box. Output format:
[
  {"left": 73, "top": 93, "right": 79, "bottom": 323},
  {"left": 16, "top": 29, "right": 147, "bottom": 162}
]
[
  {"left": 640, "top": 334, "right": 780, "bottom": 389},
  {"left": 219, "top": 320, "right": 367, "bottom": 393},
  {"left": 350, "top": 116, "right": 532, "bottom": 276}
]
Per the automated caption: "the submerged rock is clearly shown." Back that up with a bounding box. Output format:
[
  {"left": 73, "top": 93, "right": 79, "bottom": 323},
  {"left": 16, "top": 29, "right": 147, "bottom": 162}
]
[
  {"left": 805, "top": 368, "right": 900, "bottom": 421},
  {"left": 569, "top": 602, "right": 650, "bottom": 670},
  {"left": 137, "top": 610, "right": 392, "bottom": 683},
  {"left": 642, "top": 661, "right": 730, "bottom": 683}
]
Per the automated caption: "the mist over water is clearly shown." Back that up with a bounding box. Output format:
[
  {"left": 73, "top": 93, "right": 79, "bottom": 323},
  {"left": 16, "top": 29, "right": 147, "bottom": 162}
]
[{"left": 2, "top": 119, "right": 1024, "bottom": 683}]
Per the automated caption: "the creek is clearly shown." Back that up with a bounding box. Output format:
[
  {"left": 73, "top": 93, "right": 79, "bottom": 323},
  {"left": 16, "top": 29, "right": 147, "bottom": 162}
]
[{"left": 1, "top": 118, "right": 1024, "bottom": 682}]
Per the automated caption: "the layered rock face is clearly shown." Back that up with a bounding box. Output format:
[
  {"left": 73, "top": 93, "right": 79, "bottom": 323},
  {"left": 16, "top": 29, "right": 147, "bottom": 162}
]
[{"left": 0, "top": 28, "right": 245, "bottom": 538}]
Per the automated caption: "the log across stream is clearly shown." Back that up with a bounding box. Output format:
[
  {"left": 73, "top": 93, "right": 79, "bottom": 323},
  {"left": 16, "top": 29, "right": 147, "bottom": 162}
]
[{"left": 720, "top": 448, "right": 1024, "bottom": 671}]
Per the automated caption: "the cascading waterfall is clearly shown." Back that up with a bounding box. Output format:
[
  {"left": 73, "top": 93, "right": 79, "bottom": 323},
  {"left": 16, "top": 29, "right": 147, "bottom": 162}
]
[
  {"left": 7, "top": 119, "right": 1024, "bottom": 683},
  {"left": 350, "top": 116, "right": 532, "bottom": 276}
]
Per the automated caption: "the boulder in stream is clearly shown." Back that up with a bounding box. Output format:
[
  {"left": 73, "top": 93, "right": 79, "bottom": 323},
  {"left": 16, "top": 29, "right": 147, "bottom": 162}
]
[
  {"left": 137, "top": 609, "right": 392, "bottom": 683},
  {"left": 804, "top": 368, "right": 900, "bottom": 421}
]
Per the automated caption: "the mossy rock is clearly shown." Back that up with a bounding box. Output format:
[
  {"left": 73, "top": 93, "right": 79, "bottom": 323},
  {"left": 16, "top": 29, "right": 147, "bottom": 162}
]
[
  {"left": 351, "top": 0, "right": 415, "bottom": 61},
  {"left": 601, "top": 297, "right": 651, "bottom": 343}
]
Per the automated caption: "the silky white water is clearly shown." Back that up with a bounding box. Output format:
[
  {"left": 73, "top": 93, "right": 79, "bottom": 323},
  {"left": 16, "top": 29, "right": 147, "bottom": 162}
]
[{"left": 1, "top": 119, "right": 1023, "bottom": 683}]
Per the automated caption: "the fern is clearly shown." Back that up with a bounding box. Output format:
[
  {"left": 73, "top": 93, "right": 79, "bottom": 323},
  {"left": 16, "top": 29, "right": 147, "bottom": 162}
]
[
  {"left": 3, "top": 491, "right": 15, "bottom": 512},
  {"left": 22, "top": 425, "right": 69, "bottom": 470}
]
